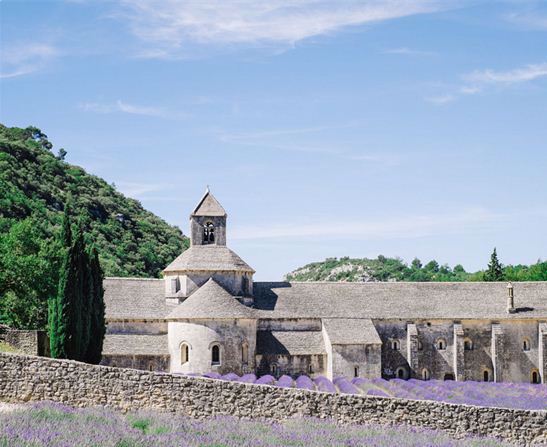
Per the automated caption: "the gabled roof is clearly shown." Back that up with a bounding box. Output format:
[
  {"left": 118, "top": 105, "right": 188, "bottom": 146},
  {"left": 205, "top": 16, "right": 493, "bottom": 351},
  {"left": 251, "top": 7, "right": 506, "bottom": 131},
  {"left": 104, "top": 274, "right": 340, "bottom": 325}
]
[
  {"left": 322, "top": 318, "right": 381, "bottom": 345},
  {"left": 192, "top": 188, "right": 226, "bottom": 217},
  {"left": 163, "top": 245, "right": 255, "bottom": 273},
  {"left": 252, "top": 281, "right": 547, "bottom": 320},
  {"left": 103, "top": 278, "right": 169, "bottom": 321},
  {"left": 256, "top": 331, "right": 326, "bottom": 355},
  {"left": 167, "top": 278, "right": 255, "bottom": 320}
]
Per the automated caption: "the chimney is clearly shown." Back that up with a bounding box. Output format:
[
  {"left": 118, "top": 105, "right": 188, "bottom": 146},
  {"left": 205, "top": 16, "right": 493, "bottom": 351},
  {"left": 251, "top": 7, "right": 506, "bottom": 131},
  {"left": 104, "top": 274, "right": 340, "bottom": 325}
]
[{"left": 506, "top": 282, "right": 516, "bottom": 314}]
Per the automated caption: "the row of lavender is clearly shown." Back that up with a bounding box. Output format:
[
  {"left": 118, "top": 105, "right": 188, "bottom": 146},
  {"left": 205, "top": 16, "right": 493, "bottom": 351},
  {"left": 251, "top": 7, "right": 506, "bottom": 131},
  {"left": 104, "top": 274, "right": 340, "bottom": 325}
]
[{"left": 200, "top": 372, "right": 547, "bottom": 410}]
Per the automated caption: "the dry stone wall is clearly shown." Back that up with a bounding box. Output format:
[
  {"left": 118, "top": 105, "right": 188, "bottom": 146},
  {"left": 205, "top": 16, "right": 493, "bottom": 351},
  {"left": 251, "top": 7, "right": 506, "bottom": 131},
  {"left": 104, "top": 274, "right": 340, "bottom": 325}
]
[{"left": 0, "top": 353, "right": 545, "bottom": 445}]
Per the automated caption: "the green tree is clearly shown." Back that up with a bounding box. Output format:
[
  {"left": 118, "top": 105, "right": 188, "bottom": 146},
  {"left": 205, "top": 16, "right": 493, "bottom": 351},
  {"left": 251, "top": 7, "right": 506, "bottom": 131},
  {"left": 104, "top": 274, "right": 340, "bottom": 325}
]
[
  {"left": 84, "top": 247, "right": 105, "bottom": 364},
  {"left": 484, "top": 248, "right": 504, "bottom": 282}
]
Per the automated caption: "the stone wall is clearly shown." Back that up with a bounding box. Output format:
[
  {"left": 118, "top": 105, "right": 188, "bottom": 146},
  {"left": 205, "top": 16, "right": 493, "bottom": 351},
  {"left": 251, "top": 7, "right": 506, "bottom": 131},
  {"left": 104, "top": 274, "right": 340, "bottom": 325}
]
[
  {"left": 0, "top": 328, "right": 49, "bottom": 356},
  {"left": 0, "top": 353, "right": 545, "bottom": 445}
]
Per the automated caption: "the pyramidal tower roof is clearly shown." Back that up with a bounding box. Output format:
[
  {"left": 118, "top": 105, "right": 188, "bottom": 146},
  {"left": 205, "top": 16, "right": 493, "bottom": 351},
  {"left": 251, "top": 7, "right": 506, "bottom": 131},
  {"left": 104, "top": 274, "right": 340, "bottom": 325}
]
[
  {"left": 192, "top": 187, "right": 226, "bottom": 217},
  {"left": 167, "top": 278, "right": 255, "bottom": 320}
]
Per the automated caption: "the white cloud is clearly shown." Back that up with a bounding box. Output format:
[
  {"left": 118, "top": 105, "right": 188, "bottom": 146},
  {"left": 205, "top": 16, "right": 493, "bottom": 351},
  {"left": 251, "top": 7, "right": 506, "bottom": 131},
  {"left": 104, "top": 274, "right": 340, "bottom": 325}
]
[
  {"left": 504, "top": 12, "right": 547, "bottom": 30},
  {"left": 0, "top": 43, "right": 58, "bottom": 79},
  {"left": 118, "top": 0, "right": 451, "bottom": 57},
  {"left": 78, "top": 100, "right": 187, "bottom": 119},
  {"left": 116, "top": 181, "right": 168, "bottom": 198},
  {"left": 464, "top": 63, "right": 547, "bottom": 84},
  {"left": 231, "top": 207, "right": 503, "bottom": 240},
  {"left": 425, "top": 94, "right": 456, "bottom": 105},
  {"left": 426, "top": 62, "right": 547, "bottom": 105},
  {"left": 383, "top": 47, "right": 435, "bottom": 56}
]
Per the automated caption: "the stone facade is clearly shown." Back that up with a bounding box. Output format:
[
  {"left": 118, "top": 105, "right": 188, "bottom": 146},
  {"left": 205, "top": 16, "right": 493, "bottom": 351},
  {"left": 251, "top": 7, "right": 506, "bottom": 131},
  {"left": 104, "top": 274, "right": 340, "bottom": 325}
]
[
  {"left": 0, "top": 327, "right": 49, "bottom": 356},
  {"left": 101, "top": 189, "right": 547, "bottom": 385},
  {"left": 0, "top": 353, "right": 545, "bottom": 445}
]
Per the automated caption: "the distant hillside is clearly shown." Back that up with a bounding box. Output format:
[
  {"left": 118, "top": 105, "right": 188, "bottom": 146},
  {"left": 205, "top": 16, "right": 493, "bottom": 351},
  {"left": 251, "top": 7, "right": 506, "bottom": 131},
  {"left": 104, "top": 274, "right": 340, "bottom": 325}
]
[
  {"left": 0, "top": 124, "right": 188, "bottom": 278},
  {"left": 285, "top": 256, "right": 547, "bottom": 282}
]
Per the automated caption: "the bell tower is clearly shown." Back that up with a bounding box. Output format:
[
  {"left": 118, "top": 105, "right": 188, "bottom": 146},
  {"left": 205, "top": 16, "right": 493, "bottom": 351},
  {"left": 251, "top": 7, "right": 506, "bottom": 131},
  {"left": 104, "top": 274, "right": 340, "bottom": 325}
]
[{"left": 190, "top": 187, "right": 227, "bottom": 246}]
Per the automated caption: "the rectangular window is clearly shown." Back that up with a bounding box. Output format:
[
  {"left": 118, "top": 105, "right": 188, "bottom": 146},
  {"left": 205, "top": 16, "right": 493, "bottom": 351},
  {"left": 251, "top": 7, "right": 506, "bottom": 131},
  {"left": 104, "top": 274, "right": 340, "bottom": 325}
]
[{"left": 171, "top": 277, "right": 179, "bottom": 294}]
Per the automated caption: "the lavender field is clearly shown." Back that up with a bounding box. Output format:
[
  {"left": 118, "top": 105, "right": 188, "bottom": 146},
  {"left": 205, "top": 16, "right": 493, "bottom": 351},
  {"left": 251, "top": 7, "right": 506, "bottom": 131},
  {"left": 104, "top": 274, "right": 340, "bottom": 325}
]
[
  {"left": 202, "top": 373, "right": 547, "bottom": 410},
  {"left": 0, "top": 401, "right": 513, "bottom": 447}
]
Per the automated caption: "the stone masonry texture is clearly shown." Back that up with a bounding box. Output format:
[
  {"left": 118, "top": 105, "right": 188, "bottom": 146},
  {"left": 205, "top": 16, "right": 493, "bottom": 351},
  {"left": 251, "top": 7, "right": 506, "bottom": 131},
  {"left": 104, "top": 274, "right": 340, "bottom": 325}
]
[{"left": 0, "top": 353, "right": 545, "bottom": 445}]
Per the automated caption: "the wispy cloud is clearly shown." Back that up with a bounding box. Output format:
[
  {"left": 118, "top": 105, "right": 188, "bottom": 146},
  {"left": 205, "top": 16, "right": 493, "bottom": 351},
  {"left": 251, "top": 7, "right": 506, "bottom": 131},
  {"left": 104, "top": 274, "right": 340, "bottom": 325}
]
[
  {"left": 78, "top": 100, "right": 187, "bottom": 119},
  {"left": 504, "top": 11, "right": 547, "bottom": 30},
  {"left": 426, "top": 62, "right": 547, "bottom": 105},
  {"left": 0, "top": 43, "right": 58, "bottom": 79},
  {"left": 383, "top": 47, "right": 435, "bottom": 56},
  {"left": 463, "top": 63, "right": 547, "bottom": 84},
  {"left": 425, "top": 94, "right": 456, "bottom": 105},
  {"left": 117, "top": 0, "right": 451, "bottom": 58},
  {"left": 116, "top": 181, "right": 168, "bottom": 198},
  {"left": 232, "top": 207, "right": 504, "bottom": 240}
]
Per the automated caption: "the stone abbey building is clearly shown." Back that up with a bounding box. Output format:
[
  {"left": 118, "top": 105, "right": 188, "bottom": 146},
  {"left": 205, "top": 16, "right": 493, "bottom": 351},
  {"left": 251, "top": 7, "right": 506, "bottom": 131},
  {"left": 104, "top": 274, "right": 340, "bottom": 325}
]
[{"left": 102, "top": 189, "right": 547, "bottom": 384}]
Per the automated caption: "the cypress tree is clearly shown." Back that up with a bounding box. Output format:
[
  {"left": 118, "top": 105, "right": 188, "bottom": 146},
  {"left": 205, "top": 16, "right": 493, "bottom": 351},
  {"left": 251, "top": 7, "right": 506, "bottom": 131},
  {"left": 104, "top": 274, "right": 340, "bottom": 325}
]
[
  {"left": 49, "top": 204, "right": 72, "bottom": 358},
  {"left": 484, "top": 247, "right": 504, "bottom": 281},
  {"left": 85, "top": 247, "right": 106, "bottom": 364}
]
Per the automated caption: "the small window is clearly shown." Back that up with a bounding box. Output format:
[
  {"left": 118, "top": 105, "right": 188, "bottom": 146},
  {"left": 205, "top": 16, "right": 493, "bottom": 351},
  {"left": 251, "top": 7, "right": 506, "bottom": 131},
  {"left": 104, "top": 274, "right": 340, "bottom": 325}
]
[
  {"left": 391, "top": 340, "right": 400, "bottom": 351},
  {"left": 422, "top": 369, "right": 430, "bottom": 381},
  {"left": 531, "top": 370, "right": 540, "bottom": 384},
  {"left": 436, "top": 339, "right": 447, "bottom": 350},
  {"left": 271, "top": 363, "right": 279, "bottom": 377},
  {"left": 523, "top": 338, "right": 530, "bottom": 352},
  {"left": 308, "top": 364, "right": 313, "bottom": 374},
  {"left": 181, "top": 343, "right": 190, "bottom": 364},
  {"left": 211, "top": 344, "right": 220, "bottom": 365},
  {"left": 241, "top": 276, "right": 248, "bottom": 295},
  {"left": 483, "top": 369, "right": 490, "bottom": 382},
  {"left": 417, "top": 340, "right": 423, "bottom": 351},
  {"left": 354, "top": 366, "right": 359, "bottom": 378},
  {"left": 241, "top": 343, "right": 249, "bottom": 364},
  {"left": 203, "top": 222, "right": 215, "bottom": 244},
  {"left": 464, "top": 339, "right": 473, "bottom": 351},
  {"left": 443, "top": 373, "right": 455, "bottom": 381},
  {"left": 170, "top": 277, "right": 179, "bottom": 294}
]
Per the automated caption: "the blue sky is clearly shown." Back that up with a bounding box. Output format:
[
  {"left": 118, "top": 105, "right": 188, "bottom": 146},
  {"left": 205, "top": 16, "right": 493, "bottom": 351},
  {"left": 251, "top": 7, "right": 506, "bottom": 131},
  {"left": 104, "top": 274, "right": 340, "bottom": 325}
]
[{"left": 1, "top": 0, "right": 547, "bottom": 280}]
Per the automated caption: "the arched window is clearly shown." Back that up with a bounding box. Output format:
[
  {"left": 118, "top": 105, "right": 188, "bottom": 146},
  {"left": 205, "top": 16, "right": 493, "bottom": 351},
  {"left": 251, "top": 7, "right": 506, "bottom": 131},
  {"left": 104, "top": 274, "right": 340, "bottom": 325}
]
[
  {"left": 203, "top": 222, "right": 215, "bottom": 244},
  {"left": 308, "top": 364, "right": 313, "bottom": 374},
  {"left": 354, "top": 366, "right": 359, "bottom": 378},
  {"left": 422, "top": 369, "right": 430, "bottom": 381},
  {"left": 417, "top": 340, "right": 423, "bottom": 351},
  {"left": 241, "top": 343, "right": 249, "bottom": 364},
  {"left": 523, "top": 338, "right": 531, "bottom": 352},
  {"left": 396, "top": 366, "right": 408, "bottom": 380},
  {"left": 391, "top": 340, "right": 400, "bottom": 351},
  {"left": 271, "top": 363, "right": 279, "bottom": 377},
  {"left": 436, "top": 338, "right": 447, "bottom": 350},
  {"left": 464, "top": 338, "right": 473, "bottom": 351},
  {"left": 531, "top": 370, "right": 540, "bottom": 384},
  {"left": 180, "top": 343, "right": 190, "bottom": 364},
  {"left": 443, "top": 373, "right": 455, "bottom": 381},
  {"left": 483, "top": 369, "right": 490, "bottom": 382},
  {"left": 211, "top": 344, "right": 220, "bottom": 365}
]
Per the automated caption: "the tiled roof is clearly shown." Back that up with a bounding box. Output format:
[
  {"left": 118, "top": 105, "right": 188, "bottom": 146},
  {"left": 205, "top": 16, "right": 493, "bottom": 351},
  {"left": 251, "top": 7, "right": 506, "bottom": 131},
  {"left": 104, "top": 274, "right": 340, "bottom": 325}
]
[
  {"left": 322, "top": 318, "right": 381, "bottom": 345},
  {"left": 103, "top": 278, "right": 169, "bottom": 321},
  {"left": 256, "top": 331, "right": 326, "bottom": 355},
  {"left": 192, "top": 189, "right": 226, "bottom": 217},
  {"left": 252, "top": 281, "right": 547, "bottom": 320},
  {"left": 163, "top": 245, "right": 255, "bottom": 273},
  {"left": 102, "top": 334, "right": 168, "bottom": 355},
  {"left": 167, "top": 278, "right": 255, "bottom": 320}
]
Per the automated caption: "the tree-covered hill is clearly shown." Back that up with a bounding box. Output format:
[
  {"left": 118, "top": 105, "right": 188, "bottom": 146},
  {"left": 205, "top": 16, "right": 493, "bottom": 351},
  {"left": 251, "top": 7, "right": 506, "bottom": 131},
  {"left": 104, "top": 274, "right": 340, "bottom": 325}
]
[
  {"left": 0, "top": 124, "right": 188, "bottom": 278},
  {"left": 285, "top": 255, "right": 547, "bottom": 282}
]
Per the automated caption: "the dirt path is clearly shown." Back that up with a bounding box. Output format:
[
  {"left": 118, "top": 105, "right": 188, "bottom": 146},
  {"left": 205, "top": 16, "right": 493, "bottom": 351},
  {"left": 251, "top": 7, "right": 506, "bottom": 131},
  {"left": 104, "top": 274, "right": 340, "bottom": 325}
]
[{"left": 0, "top": 402, "right": 25, "bottom": 413}]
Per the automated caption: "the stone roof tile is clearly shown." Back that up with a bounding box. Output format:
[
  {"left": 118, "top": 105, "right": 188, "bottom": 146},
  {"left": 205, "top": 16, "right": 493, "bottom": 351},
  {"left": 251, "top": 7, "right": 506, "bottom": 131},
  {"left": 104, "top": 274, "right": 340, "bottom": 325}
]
[
  {"left": 323, "top": 318, "right": 381, "bottom": 345},
  {"left": 102, "top": 334, "right": 168, "bottom": 355},
  {"left": 256, "top": 331, "right": 325, "bottom": 355},
  {"left": 167, "top": 278, "right": 255, "bottom": 320},
  {"left": 163, "top": 245, "right": 255, "bottom": 273}
]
